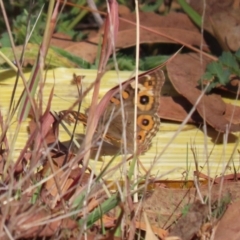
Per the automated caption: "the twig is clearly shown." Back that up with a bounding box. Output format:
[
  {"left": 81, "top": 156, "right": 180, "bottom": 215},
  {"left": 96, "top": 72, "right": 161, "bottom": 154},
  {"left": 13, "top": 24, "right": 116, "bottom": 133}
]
[{"left": 87, "top": 0, "right": 103, "bottom": 26}]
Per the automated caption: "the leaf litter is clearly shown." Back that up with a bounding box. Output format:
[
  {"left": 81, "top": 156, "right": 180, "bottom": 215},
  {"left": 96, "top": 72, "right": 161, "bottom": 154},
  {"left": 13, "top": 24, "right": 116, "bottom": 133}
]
[{"left": 1, "top": 1, "right": 240, "bottom": 239}]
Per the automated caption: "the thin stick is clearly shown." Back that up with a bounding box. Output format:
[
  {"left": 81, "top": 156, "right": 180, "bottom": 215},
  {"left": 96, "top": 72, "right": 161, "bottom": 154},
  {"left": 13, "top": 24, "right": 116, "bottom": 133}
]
[
  {"left": 87, "top": 0, "right": 103, "bottom": 26},
  {"left": 133, "top": 0, "right": 140, "bottom": 203}
]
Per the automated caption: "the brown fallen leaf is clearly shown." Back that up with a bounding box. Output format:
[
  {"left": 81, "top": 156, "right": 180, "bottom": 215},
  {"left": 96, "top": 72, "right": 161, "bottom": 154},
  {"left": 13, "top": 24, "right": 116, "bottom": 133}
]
[
  {"left": 144, "top": 212, "right": 161, "bottom": 240},
  {"left": 203, "top": 77, "right": 240, "bottom": 95},
  {"left": 60, "top": 11, "right": 210, "bottom": 64},
  {"left": 214, "top": 173, "right": 240, "bottom": 183},
  {"left": 41, "top": 160, "right": 74, "bottom": 209},
  {"left": 51, "top": 32, "right": 100, "bottom": 64},
  {"left": 95, "top": 215, "right": 116, "bottom": 228},
  {"left": 118, "top": 4, "right": 131, "bottom": 15},
  {"left": 214, "top": 200, "right": 240, "bottom": 240},
  {"left": 117, "top": 12, "right": 209, "bottom": 51},
  {"left": 136, "top": 217, "right": 168, "bottom": 239},
  {"left": 189, "top": 0, "right": 240, "bottom": 51},
  {"left": 51, "top": 32, "right": 72, "bottom": 49},
  {"left": 225, "top": 103, "right": 240, "bottom": 124},
  {"left": 17, "top": 209, "right": 78, "bottom": 239},
  {"left": 168, "top": 200, "right": 208, "bottom": 240},
  {"left": 28, "top": 111, "right": 56, "bottom": 149},
  {"left": 159, "top": 96, "right": 202, "bottom": 123},
  {"left": 0, "top": 201, "right": 76, "bottom": 239},
  {"left": 167, "top": 53, "right": 240, "bottom": 132},
  {"left": 135, "top": 181, "right": 240, "bottom": 230},
  {"left": 64, "top": 38, "right": 100, "bottom": 64}
]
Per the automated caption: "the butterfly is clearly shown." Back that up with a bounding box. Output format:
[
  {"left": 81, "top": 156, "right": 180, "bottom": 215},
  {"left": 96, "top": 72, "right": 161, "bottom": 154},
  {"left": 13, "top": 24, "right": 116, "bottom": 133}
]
[{"left": 59, "top": 69, "right": 165, "bottom": 154}]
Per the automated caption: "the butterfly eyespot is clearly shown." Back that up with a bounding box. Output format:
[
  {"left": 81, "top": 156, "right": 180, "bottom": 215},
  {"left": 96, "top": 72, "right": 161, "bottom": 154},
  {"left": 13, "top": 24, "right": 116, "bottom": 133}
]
[
  {"left": 142, "top": 118, "right": 149, "bottom": 126},
  {"left": 137, "top": 130, "right": 147, "bottom": 144},
  {"left": 137, "top": 90, "right": 154, "bottom": 111},
  {"left": 137, "top": 115, "right": 155, "bottom": 131},
  {"left": 59, "top": 69, "right": 165, "bottom": 154},
  {"left": 140, "top": 95, "right": 149, "bottom": 105}
]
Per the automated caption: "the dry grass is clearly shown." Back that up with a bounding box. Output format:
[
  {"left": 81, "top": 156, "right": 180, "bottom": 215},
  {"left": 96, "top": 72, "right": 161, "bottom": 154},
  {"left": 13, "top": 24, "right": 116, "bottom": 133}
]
[{"left": 0, "top": 1, "right": 239, "bottom": 239}]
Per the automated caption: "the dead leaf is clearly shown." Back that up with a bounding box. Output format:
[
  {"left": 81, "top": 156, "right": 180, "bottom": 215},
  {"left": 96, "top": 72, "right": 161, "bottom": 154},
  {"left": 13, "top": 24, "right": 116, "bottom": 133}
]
[
  {"left": 41, "top": 160, "right": 74, "bottom": 209},
  {"left": 0, "top": 201, "right": 77, "bottom": 239},
  {"left": 61, "top": 11, "right": 210, "bottom": 64},
  {"left": 135, "top": 182, "right": 240, "bottom": 229},
  {"left": 117, "top": 12, "right": 209, "bottom": 51},
  {"left": 143, "top": 212, "right": 159, "bottom": 240},
  {"left": 214, "top": 173, "right": 240, "bottom": 183},
  {"left": 51, "top": 32, "right": 100, "bottom": 64},
  {"left": 95, "top": 215, "right": 116, "bottom": 228},
  {"left": 189, "top": 0, "right": 234, "bottom": 14},
  {"left": 168, "top": 201, "right": 208, "bottom": 240},
  {"left": 64, "top": 38, "right": 100, "bottom": 64},
  {"left": 166, "top": 53, "right": 240, "bottom": 132},
  {"left": 118, "top": 4, "right": 131, "bottom": 15},
  {"left": 159, "top": 96, "right": 202, "bottom": 123},
  {"left": 135, "top": 219, "right": 168, "bottom": 239},
  {"left": 51, "top": 32, "right": 72, "bottom": 49},
  {"left": 16, "top": 207, "right": 78, "bottom": 238},
  {"left": 189, "top": 0, "right": 240, "bottom": 51},
  {"left": 214, "top": 200, "right": 240, "bottom": 240},
  {"left": 225, "top": 103, "right": 240, "bottom": 124}
]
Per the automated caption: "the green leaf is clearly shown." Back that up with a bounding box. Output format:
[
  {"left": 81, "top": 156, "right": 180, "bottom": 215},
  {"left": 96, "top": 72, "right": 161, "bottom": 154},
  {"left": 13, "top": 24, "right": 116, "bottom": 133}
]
[
  {"left": 52, "top": 46, "right": 91, "bottom": 68},
  {"left": 221, "top": 69, "right": 231, "bottom": 84},
  {"left": 140, "top": 55, "right": 169, "bottom": 70},
  {"left": 219, "top": 51, "right": 239, "bottom": 72},
  {"left": 202, "top": 71, "right": 213, "bottom": 81},
  {"left": 140, "top": 0, "right": 164, "bottom": 12},
  {"left": 206, "top": 61, "right": 230, "bottom": 84},
  {"left": 235, "top": 48, "right": 240, "bottom": 61},
  {"left": 233, "top": 49, "right": 240, "bottom": 75},
  {"left": 0, "top": 32, "right": 11, "bottom": 47},
  {"left": 78, "top": 194, "right": 121, "bottom": 228},
  {"left": 12, "top": 8, "right": 46, "bottom": 45},
  {"left": 108, "top": 54, "right": 135, "bottom": 71},
  {"left": 182, "top": 204, "right": 191, "bottom": 216},
  {"left": 178, "top": 0, "right": 202, "bottom": 27}
]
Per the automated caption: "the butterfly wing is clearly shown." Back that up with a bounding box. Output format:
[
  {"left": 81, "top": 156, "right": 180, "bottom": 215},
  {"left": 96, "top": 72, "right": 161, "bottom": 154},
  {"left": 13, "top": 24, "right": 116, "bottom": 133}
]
[{"left": 99, "top": 69, "right": 165, "bottom": 153}]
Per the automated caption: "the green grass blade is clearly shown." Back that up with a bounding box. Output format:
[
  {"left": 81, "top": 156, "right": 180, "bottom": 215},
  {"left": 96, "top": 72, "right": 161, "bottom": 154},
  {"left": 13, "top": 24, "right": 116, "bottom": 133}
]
[
  {"left": 178, "top": 0, "right": 201, "bottom": 27},
  {"left": 78, "top": 193, "right": 120, "bottom": 228}
]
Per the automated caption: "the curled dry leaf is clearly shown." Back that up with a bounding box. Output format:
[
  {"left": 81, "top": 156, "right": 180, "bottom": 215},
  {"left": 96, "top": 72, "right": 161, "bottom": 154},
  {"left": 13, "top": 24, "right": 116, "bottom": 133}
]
[
  {"left": 41, "top": 160, "right": 74, "bottom": 209},
  {"left": 166, "top": 53, "right": 240, "bottom": 132},
  {"left": 214, "top": 200, "right": 240, "bottom": 240},
  {"left": 117, "top": 12, "right": 209, "bottom": 51},
  {"left": 135, "top": 182, "right": 239, "bottom": 234},
  {"left": 17, "top": 208, "right": 77, "bottom": 238},
  {"left": 143, "top": 212, "right": 160, "bottom": 240},
  {"left": 168, "top": 201, "right": 208, "bottom": 240},
  {"left": 135, "top": 217, "right": 168, "bottom": 239},
  {"left": 55, "top": 11, "right": 209, "bottom": 64},
  {"left": 189, "top": 0, "right": 240, "bottom": 51},
  {"left": 158, "top": 96, "right": 202, "bottom": 123}
]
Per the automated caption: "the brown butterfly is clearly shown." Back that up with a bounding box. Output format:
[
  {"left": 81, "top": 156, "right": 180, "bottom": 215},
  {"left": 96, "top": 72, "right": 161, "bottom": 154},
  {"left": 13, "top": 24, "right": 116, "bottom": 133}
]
[{"left": 59, "top": 69, "right": 165, "bottom": 154}]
